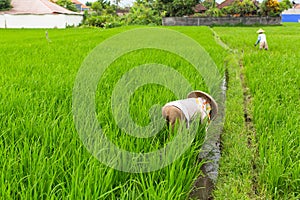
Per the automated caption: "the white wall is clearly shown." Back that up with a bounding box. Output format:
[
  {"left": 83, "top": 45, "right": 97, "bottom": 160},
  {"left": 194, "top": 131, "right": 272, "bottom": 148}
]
[
  {"left": 65, "top": 15, "right": 83, "bottom": 27},
  {"left": 0, "top": 15, "right": 5, "bottom": 28},
  {"left": 0, "top": 14, "right": 83, "bottom": 28},
  {"left": 282, "top": 8, "right": 300, "bottom": 14}
]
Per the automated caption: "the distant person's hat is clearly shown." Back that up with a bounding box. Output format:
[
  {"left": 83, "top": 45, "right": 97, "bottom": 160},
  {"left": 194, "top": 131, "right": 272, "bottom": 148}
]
[
  {"left": 187, "top": 90, "right": 218, "bottom": 120},
  {"left": 257, "top": 28, "right": 265, "bottom": 33}
]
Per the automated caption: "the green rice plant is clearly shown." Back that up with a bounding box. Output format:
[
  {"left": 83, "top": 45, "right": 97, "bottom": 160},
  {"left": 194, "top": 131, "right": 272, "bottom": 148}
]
[
  {"left": 0, "top": 26, "right": 226, "bottom": 199},
  {"left": 214, "top": 23, "right": 300, "bottom": 199}
]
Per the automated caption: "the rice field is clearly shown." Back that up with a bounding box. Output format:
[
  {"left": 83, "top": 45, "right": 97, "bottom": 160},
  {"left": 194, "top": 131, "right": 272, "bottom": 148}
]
[
  {"left": 214, "top": 23, "right": 300, "bottom": 199},
  {"left": 0, "top": 27, "right": 226, "bottom": 199},
  {"left": 0, "top": 23, "right": 299, "bottom": 199}
]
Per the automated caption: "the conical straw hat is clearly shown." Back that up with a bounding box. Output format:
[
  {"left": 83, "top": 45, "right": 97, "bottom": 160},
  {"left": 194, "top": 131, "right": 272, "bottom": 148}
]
[
  {"left": 257, "top": 28, "right": 265, "bottom": 33},
  {"left": 187, "top": 90, "right": 218, "bottom": 120}
]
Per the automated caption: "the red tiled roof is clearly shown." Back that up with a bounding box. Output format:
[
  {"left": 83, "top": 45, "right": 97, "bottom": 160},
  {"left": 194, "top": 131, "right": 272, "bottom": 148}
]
[
  {"left": 71, "top": 0, "right": 89, "bottom": 9},
  {"left": 194, "top": 4, "right": 207, "bottom": 12},
  {"left": 71, "top": 0, "right": 82, "bottom": 5},
  {"left": 1, "top": 0, "right": 80, "bottom": 15},
  {"left": 217, "top": 0, "right": 237, "bottom": 9}
]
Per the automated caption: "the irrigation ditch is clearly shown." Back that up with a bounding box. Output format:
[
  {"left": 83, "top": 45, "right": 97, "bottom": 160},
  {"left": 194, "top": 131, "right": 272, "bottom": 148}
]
[
  {"left": 189, "top": 29, "right": 259, "bottom": 199},
  {"left": 189, "top": 70, "right": 227, "bottom": 200},
  {"left": 189, "top": 29, "right": 228, "bottom": 199}
]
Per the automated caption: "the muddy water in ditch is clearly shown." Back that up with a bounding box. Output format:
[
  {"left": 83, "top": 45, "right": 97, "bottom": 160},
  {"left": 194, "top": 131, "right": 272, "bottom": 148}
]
[{"left": 189, "top": 71, "right": 228, "bottom": 200}]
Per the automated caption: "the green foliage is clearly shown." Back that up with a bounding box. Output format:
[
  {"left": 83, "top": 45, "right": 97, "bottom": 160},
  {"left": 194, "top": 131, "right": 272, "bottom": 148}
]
[
  {"left": 84, "top": 0, "right": 122, "bottom": 28},
  {"left": 91, "top": 0, "right": 117, "bottom": 15},
  {"left": 0, "top": 0, "right": 11, "bottom": 11},
  {"left": 90, "top": 0, "right": 115, "bottom": 15},
  {"left": 260, "top": 0, "right": 281, "bottom": 17},
  {"left": 83, "top": 0, "right": 283, "bottom": 28},
  {"left": 279, "top": 0, "right": 292, "bottom": 12},
  {"left": 221, "top": 0, "right": 258, "bottom": 17},
  {"left": 85, "top": 1, "right": 92, "bottom": 6},
  {"left": 91, "top": 1, "right": 104, "bottom": 14},
  {"left": 156, "top": 0, "right": 198, "bottom": 17},
  {"left": 221, "top": 6, "right": 235, "bottom": 16},
  {"left": 201, "top": 0, "right": 215, "bottom": 9},
  {"left": 124, "top": 0, "right": 163, "bottom": 25},
  {"left": 193, "top": 12, "right": 206, "bottom": 17},
  {"left": 56, "top": 0, "right": 78, "bottom": 12},
  {"left": 84, "top": 14, "right": 123, "bottom": 28},
  {"left": 84, "top": 0, "right": 163, "bottom": 27},
  {"left": 205, "top": 7, "right": 223, "bottom": 17},
  {"left": 233, "top": 0, "right": 257, "bottom": 16}
]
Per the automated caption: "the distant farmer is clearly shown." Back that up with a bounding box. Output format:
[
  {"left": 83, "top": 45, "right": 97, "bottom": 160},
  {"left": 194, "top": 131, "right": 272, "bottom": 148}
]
[
  {"left": 45, "top": 30, "right": 51, "bottom": 42},
  {"left": 254, "top": 28, "right": 268, "bottom": 50}
]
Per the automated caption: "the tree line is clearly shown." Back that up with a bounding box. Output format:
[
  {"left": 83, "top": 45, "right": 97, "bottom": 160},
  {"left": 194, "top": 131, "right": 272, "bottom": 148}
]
[
  {"left": 82, "top": 0, "right": 292, "bottom": 27},
  {"left": 0, "top": 0, "right": 11, "bottom": 11},
  {"left": 0, "top": 0, "right": 293, "bottom": 27}
]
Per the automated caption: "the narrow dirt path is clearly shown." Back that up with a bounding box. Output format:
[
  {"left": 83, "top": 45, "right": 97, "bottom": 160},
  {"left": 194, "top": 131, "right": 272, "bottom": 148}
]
[{"left": 189, "top": 28, "right": 260, "bottom": 199}]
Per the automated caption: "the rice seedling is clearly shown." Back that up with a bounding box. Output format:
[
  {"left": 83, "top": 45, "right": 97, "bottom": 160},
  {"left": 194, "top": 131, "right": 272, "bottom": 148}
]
[
  {"left": 0, "top": 26, "right": 226, "bottom": 199},
  {"left": 3, "top": 23, "right": 298, "bottom": 199},
  {"left": 214, "top": 23, "right": 300, "bottom": 199}
]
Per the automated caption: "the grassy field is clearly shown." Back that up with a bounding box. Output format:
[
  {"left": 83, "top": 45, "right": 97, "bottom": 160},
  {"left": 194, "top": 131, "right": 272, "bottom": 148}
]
[{"left": 0, "top": 23, "right": 299, "bottom": 199}]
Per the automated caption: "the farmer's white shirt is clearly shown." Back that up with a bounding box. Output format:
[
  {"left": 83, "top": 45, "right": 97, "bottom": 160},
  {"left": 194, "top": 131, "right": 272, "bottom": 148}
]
[
  {"left": 258, "top": 33, "right": 267, "bottom": 42},
  {"left": 163, "top": 97, "right": 211, "bottom": 127}
]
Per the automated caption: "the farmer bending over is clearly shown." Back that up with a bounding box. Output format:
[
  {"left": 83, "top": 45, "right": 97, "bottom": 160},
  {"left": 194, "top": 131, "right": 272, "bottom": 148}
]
[{"left": 254, "top": 28, "right": 268, "bottom": 50}]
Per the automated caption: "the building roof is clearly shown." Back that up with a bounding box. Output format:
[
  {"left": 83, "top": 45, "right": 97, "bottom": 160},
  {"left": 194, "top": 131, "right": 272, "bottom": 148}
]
[
  {"left": 194, "top": 4, "right": 207, "bottom": 12},
  {"left": 71, "top": 0, "right": 89, "bottom": 9},
  {"left": 1, "top": 0, "right": 80, "bottom": 15},
  {"left": 282, "top": 8, "right": 300, "bottom": 14},
  {"left": 71, "top": 0, "right": 82, "bottom": 4},
  {"left": 217, "top": 0, "right": 259, "bottom": 9},
  {"left": 217, "top": 0, "right": 236, "bottom": 9}
]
